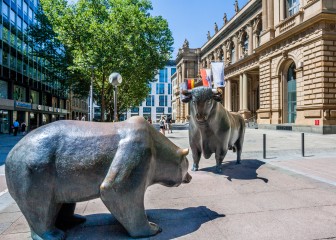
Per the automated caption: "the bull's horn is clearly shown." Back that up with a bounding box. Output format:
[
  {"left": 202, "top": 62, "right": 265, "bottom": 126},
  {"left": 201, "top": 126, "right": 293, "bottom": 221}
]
[
  {"left": 177, "top": 148, "right": 189, "bottom": 156},
  {"left": 182, "top": 89, "right": 192, "bottom": 95}
]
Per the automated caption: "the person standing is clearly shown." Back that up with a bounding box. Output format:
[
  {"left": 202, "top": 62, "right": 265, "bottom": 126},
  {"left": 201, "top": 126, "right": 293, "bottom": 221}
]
[
  {"left": 81, "top": 115, "right": 86, "bottom": 121},
  {"left": 167, "top": 117, "right": 173, "bottom": 133},
  {"left": 13, "top": 120, "right": 19, "bottom": 136}
]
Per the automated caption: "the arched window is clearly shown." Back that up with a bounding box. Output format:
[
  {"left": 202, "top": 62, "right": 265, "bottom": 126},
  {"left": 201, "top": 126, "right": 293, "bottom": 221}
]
[
  {"left": 243, "top": 34, "right": 249, "bottom": 56},
  {"left": 286, "top": 0, "right": 300, "bottom": 17},
  {"left": 287, "top": 62, "right": 296, "bottom": 123}
]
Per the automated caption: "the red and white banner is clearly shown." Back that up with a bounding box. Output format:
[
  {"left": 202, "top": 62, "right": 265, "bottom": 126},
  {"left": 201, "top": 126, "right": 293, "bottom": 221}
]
[{"left": 200, "top": 69, "right": 212, "bottom": 87}]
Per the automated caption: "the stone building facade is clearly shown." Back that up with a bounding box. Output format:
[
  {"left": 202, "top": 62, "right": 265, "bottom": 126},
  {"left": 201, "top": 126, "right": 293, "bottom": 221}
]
[{"left": 174, "top": 0, "right": 336, "bottom": 133}]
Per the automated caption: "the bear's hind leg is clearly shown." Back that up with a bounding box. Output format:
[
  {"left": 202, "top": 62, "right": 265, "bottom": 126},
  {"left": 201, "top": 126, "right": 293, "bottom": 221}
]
[{"left": 55, "top": 203, "right": 86, "bottom": 230}]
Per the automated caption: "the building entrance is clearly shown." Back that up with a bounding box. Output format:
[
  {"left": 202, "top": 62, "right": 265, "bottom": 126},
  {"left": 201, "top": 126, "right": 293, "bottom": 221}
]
[{"left": 287, "top": 63, "right": 297, "bottom": 123}]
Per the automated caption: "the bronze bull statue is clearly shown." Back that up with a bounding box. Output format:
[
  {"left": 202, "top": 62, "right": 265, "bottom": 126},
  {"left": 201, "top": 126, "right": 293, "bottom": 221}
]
[
  {"left": 182, "top": 87, "right": 245, "bottom": 173},
  {"left": 5, "top": 117, "right": 191, "bottom": 240}
]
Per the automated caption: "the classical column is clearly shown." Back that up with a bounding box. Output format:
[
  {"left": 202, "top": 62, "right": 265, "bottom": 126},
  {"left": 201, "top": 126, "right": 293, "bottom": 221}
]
[
  {"left": 239, "top": 74, "right": 243, "bottom": 111},
  {"left": 262, "top": 0, "right": 268, "bottom": 30},
  {"left": 243, "top": 73, "right": 248, "bottom": 110},
  {"left": 268, "top": 0, "right": 274, "bottom": 30},
  {"left": 248, "top": 24, "right": 254, "bottom": 55},
  {"left": 226, "top": 79, "right": 232, "bottom": 111}
]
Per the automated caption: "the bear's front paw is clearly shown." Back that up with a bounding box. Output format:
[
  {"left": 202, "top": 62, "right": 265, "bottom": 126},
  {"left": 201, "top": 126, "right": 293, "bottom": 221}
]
[
  {"left": 149, "top": 222, "right": 162, "bottom": 236},
  {"left": 41, "top": 229, "right": 65, "bottom": 240}
]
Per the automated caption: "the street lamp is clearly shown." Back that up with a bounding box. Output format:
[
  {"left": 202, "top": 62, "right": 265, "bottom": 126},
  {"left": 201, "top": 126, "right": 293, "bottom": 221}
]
[
  {"left": 109, "top": 72, "right": 122, "bottom": 122},
  {"left": 89, "top": 66, "right": 96, "bottom": 121}
]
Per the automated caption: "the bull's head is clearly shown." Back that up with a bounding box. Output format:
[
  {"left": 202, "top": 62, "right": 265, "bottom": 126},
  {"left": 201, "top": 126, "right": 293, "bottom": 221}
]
[{"left": 182, "top": 87, "right": 222, "bottom": 124}]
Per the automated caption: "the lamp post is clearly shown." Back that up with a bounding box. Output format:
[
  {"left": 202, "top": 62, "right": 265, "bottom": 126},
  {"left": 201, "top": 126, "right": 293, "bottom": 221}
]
[
  {"left": 109, "top": 72, "right": 122, "bottom": 122},
  {"left": 89, "top": 66, "right": 95, "bottom": 121}
]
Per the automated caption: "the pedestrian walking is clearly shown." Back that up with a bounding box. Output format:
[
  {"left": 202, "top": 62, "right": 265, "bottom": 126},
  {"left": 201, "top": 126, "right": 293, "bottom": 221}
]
[
  {"left": 159, "top": 116, "right": 166, "bottom": 135},
  {"left": 166, "top": 116, "right": 173, "bottom": 133},
  {"left": 21, "top": 122, "right": 27, "bottom": 135},
  {"left": 81, "top": 115, "right": 86, "bottom": 121},
  {"left": 13, "top": 120, "right": 19, "bottom": 136}
]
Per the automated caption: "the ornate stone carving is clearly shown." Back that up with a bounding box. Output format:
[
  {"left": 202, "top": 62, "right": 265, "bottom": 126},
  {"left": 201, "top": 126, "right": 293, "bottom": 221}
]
[
  {"left": 234, "top": 0, "right": 239, "bottom": 13},
  {"left": 223, "top": 13, "right": 228, "bottom": 24},
  {"left": 183, "top": 38, "right": 189, "bottom": 48},
  {"left": 207, "top": 31, "right": 211, "bottom": 40},
  {"left": 214, "top": 22, "right": 219, "bottom": 33}
]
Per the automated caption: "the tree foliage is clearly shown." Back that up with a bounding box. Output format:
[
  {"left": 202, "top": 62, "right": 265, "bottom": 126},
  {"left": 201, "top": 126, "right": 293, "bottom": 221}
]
[{"left": 39, "top": 0, "right": 173, "bottom": 120}]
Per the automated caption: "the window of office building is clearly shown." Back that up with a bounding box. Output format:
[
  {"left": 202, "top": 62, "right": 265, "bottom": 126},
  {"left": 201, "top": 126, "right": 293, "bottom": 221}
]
[
  {"left": 168, "top": 83, "right": 171, "bottom": 95},
  {"left": 2, "top": 51, "right": 8, "bottom": 66},
  {"left": 286, "top": 0, "right": 300, "bottom": 17},
  {"left": 30, "top": 90, "right": 39, "bottom": 104},
  {"left": 2, "top": 3, "right": 9, "bottom": 19},
  {"left": 146, "top": 96, "right": 152, "bottom": 106},
  {"left": 156, "top": 107, "right": 164, "bottom": 113},
  {"left": 23, "top": 22, "right": 27, "bottom": 33},
  {"left": 29, "top": 8, "right": 33, "bottom": 21},
  {"left": 14, "top": 85, "right": 26, "bottom": 102},
  {"left": 159, "top": 69, "right": 168, "bottom": 83},
  {"left": 34, "top": 0, "right": 38, "bottom": 7},
  {"left": 143, "top": 107, "right": 151, "bottom": 113},
  {"left": 10, "top": 55, "right": 16, "bottom": 69},
  {"left": 168, "top": 107, "right": 172, "bottom": 113},
  {"left": 17, "top": 17, "right": 22, "bottom": 30},
  {"left": 156, "top": 83, "right": 164, "bottom": 94},
  {"left": 171, "top": 68, "right": 176, "bottom": 76},
  {"left": 131, "top": 107, "right": 139, "bottom": 113},
  {"left": 0, "top": 80, "right": 8, "bottom": 99},
  {"left": 159, "top": 96, "right": 166, "bottom": 106},
  {"left": 23, "top": 2, "right": 28, "bottom": 15},
  {"left": 2, "top": 27, "right": 9, "bottom": 42},
  {"left": 10, "top": 9, "right": 16, "bottom": 25},
  {"left": 17, "top": 0, "right": 22, "bottom": 9}
]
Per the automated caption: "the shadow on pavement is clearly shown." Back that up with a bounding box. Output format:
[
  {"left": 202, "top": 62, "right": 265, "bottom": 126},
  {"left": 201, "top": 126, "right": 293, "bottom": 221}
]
[
  {"left": 66, "top": 206, "right": 224, "bottom": 239},
  {"left": 200, "top": 159, "right": 269, "bottom": 183}
]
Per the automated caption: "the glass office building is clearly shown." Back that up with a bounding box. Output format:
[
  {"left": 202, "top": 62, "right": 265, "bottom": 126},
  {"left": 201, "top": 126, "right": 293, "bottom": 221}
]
[
  {"left": 0, "top": 0, "right": 69, "bottom": 133},
  {"left": 123, "top": 61, "right": 176, "bottom": 123}
]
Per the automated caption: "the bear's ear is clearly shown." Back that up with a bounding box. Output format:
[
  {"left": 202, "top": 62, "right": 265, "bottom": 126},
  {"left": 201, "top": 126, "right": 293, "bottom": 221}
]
[
  {"left": 177, "top": 148, "right": 189, "bottom": 157},
  {"left": 100, "top": 145, "right": 151, "bottom": 192}
]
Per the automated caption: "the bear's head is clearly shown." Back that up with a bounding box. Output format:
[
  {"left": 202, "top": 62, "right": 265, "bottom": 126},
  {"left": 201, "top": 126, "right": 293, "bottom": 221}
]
[{"left": 153, "top": 148, "right": 192, "bottom": 187}]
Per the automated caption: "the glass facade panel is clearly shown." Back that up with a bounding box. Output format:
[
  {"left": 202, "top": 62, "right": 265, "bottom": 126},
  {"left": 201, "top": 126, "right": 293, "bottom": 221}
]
[
  {"left": 159, "top": 69, "right": 168, "bottom": 83},
  {"left": 0, "top": 80, "right": 8, "bottom": 99},
  {"left": 171, "top": 68, "right": 176, "bottom": 76},
  {"left": 156, "top": 83, "right": 164, "bottom": 94},
  {"left": 10, "top": 9, "right": 16, "bottom": 25},
  {"left": 2, "top": 3, "right": 9, "bottom": 19},
  {"left": 156, "top": 107, "right": 164, "bottom": 113},
  {"left": 30, "top": 90, "right": 39, "bottom": 104},
  {"left": 168, "top": 83, "right": 171, "bottom": 95},
  {"left": 146, "top": 96, "right": 152, "bottom": 106},
  {"left": 23, "top": 2, "right": 28, "bottom": 15},
  {"left": 14, "top": 85, "right": 26, "bottom": 102},
  {"left": 159, "top": 96, "right": 165, "bottom": 106},
  {"left": 17, "top": 17, "right": 22, "bottom": 30},
  {"left": 17, "top": 0, "right": 22, "bottom": 9},
  {"left": 143, "top": 107, "right": 151, "bottom": 113}
]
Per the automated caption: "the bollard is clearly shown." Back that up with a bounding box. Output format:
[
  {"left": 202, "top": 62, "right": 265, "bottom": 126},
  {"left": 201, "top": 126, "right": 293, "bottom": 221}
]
[
  {"left": 263, "top": 134, "right": 266, "bottom": 159},
  {"left": 301, "top": 133, "right": 305, "bottom": 157}
]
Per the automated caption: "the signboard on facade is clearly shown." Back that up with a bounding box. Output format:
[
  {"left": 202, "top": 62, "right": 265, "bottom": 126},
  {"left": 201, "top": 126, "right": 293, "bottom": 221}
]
[{"left": 15, "top": 101, "right": 32, "bottom": 110}]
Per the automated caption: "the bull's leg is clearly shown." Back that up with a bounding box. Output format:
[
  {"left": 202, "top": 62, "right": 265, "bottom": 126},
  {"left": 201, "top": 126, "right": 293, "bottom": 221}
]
[
  {"left": 100, "top": 184, "right": 161, "bottom": 238},
  {"left": 235, "top": 138, "right": 244, "bottom": 164},
  {"left": 55, "top": 203, "right": 86, "bottom": 230},
  {"left": 191, "top": 147, "right": 201, "bottom": 171},
  {"left": 215, "top": 150, "right": 227, "bottom": 173}
]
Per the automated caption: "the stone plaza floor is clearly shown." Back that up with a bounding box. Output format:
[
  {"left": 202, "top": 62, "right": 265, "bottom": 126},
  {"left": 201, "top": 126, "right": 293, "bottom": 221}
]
[{"left": 0, "top": 127, "right": 336, "bottom": 239}]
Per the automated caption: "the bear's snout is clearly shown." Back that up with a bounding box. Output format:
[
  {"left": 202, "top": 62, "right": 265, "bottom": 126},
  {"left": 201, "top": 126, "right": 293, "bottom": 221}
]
[{"left": 182, "top": 172, "right": 192, "bottom": 183}]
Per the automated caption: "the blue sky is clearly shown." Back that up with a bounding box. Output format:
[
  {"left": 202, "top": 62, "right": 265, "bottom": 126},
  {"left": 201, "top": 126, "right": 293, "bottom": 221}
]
[{"left": 150, "top": 0, "right": 249, "bottom": 59}]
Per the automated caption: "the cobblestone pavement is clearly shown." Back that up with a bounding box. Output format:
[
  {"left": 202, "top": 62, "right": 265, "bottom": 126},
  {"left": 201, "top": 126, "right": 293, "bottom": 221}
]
[{"left": 0, "top": 127, "right": 336, "bottom": 240}]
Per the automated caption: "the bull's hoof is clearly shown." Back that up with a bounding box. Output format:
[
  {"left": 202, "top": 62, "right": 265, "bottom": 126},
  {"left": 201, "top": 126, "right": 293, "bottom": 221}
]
[
  {"left": 130, "top": 222, "right": 162, "bottom": 238},
  {"left": 192, "top": 164, "right": 199, "bottom": 171}
]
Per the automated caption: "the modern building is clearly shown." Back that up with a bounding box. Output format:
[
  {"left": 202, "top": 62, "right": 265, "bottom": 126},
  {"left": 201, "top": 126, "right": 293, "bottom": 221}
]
[
  {"left": 0, "top": 0, "right": 87, "bottom": 133},
  {"left": 174, "top": 0, "right": 336, "bottom": 134},
  {"left": 123, "top": 61, "right": 176, "bottom": 123}
]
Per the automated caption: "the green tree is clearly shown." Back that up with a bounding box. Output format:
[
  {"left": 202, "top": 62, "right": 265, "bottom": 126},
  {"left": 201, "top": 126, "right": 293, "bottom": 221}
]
[{"left": 39, "top": 0, "right": 173, "bottom": 121}]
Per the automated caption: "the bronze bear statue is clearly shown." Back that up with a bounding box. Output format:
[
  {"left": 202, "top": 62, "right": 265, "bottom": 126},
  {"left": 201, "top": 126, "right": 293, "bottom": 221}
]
[{"left": 5, "top": 117, "right": 191, "bottom": 240}]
